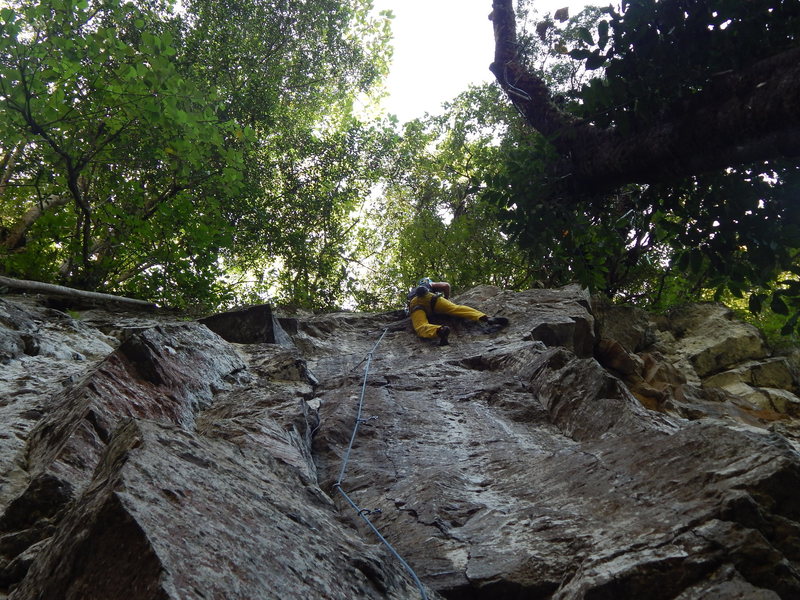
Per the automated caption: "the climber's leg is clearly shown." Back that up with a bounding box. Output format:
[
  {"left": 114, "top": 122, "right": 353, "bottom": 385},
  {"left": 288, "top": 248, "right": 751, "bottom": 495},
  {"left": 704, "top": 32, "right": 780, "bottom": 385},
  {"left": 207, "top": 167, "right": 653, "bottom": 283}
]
[
  {"left": 431, "top": 296, "right": 487, "bottom": 322},
  {"left": 410, "top": 306, "right": 443, "bottom": 339}
]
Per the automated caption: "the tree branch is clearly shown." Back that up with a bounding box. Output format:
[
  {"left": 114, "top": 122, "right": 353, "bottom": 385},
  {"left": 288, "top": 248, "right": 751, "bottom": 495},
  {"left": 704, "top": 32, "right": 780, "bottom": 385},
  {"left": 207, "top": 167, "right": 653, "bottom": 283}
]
[
  {"left": 489, "top": 0, "right": 591, "bottom": 142},
  {"left": 0, "top": 275, "right": 156, "bottom": 308},
  {"left": 2, "top": 194, "right": 70, "bottom": 250},
  {"left": 0, "top": 142, "right": 23, "bottom": 198}
]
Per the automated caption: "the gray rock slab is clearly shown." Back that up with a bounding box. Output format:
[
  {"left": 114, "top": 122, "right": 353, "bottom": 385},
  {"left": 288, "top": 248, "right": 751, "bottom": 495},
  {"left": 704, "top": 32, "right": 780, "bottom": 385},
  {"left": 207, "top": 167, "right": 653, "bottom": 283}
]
[
  {"left": 10, "top": 420, "right": 430, "bottom": 600},
  {"left": 665, "top": 303, "right": 769, "bottom": 377},
  {"left": 1, "top": 286, "right": 798, "bottom": 599},
  {"left": 199, "top": 304, "right": 294, "bottom": 346}
]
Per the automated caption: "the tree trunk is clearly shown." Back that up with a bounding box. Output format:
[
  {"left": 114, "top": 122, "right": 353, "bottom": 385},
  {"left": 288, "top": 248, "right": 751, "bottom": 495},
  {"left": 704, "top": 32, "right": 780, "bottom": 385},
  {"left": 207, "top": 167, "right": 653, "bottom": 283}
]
[
  {"left": 0, "top": 142, "right": 23, "bottom": 199},
  {"left": 2, "top": 194, "right": 70, "bottom": 250}
]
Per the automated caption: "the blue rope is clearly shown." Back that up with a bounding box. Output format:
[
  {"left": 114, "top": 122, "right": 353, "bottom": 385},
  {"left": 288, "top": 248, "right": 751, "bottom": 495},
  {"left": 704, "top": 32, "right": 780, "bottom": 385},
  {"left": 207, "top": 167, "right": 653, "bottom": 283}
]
[
  {"left": 336, "top": 327, "right": 388, "bottom": 486},
  {"left": 333, "top": 327, "right": 429, "bottom": 600},
  {"left": 335, "top": 486, "right": 429, "bottom": 600}
]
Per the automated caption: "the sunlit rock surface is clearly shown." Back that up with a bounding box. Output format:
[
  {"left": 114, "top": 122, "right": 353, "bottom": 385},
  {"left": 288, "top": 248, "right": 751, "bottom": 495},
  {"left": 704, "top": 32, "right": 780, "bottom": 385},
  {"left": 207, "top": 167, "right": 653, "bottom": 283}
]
[{"left": 1, "top": 286, "right": 799, "bottom": 599}]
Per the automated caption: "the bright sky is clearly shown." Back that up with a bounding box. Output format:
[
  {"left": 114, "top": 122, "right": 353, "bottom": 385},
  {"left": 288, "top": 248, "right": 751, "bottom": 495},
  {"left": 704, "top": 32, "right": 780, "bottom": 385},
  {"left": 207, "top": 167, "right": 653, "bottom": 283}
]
[{"left": 371, "top": 0, "right": 606, "bottom": 122}]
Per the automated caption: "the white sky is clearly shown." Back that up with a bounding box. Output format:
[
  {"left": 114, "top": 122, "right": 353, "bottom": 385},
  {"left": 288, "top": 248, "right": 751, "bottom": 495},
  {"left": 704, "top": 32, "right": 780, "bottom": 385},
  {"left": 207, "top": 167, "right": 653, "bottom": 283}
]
[{"left": 371, "top": 0, "right": 606, "bottom": 122}]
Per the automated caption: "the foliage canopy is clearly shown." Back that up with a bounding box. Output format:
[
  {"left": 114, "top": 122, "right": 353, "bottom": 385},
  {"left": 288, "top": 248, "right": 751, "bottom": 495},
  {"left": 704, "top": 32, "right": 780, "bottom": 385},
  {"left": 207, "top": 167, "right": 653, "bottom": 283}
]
[
  {"left": 1, "top": 0, "right": 798, "bottom": 340},
  {"left": 0, "top": 0, "right": 391, "bottom": 309},
  {"left": 485, "top": 0, "right": 800, "bottom": 335}
]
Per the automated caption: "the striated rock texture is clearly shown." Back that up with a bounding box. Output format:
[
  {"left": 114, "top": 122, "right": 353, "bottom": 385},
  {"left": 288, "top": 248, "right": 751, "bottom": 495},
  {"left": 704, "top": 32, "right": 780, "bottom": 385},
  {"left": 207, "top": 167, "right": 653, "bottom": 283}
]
[{"left": 1, "top": 285, "right": 799, "bottom": 599}]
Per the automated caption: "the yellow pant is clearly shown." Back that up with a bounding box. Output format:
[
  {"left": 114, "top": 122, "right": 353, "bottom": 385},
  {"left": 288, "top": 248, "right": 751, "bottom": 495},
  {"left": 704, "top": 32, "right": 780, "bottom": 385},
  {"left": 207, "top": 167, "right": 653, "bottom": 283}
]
[{"left": 408, "top": 292, "right": 486, "bottom": 339}]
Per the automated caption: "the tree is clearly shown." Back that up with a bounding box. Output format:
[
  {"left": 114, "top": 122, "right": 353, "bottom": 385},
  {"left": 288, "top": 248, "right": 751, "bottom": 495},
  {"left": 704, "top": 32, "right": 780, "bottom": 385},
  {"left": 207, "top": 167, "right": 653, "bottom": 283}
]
[
  {"left": 0, "top": 0, "right": 393, "bottom": 309},
  {"left": 0, "top": 0, "right": 245, "bottom": 297},
  {"left": 223, "top": 116, "right": 399, "bottom": 310},
  {"left": 350, "top": 84, "right": 542, "bottom": 310},
  {"left": 171, "top": 0, "right": 393, "bottom": 310},
  {"left": 485, "top": 0, "right": 800, "bottom": 334},
  {"left": 489, "top": 0, "right": 800, "bottom": 192}
]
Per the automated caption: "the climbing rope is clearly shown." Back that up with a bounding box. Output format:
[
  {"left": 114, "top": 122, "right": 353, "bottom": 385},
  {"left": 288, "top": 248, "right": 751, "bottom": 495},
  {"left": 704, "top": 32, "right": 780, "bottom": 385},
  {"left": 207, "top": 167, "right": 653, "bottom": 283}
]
[{"left": 332, "top": 327, "right": 429, "bottom": 600}]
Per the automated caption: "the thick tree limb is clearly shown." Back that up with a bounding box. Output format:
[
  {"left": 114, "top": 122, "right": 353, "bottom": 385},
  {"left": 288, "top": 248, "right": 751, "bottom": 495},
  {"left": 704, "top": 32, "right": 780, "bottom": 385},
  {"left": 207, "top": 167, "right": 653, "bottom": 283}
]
[
  {"left": 490, "top": 0, "right": 598, "bottom": 144},
  {"left": 490, "top": 0, "right": 800, "bottom": 190},
  {"left": 2, "top": 194, "right": 70, "bottom": 250},
  {"left": 0, "top": 275, "right": 157, "bottom": 309},
  {"left": 0, "top": 142, "right": 23, "bottom": 199}
]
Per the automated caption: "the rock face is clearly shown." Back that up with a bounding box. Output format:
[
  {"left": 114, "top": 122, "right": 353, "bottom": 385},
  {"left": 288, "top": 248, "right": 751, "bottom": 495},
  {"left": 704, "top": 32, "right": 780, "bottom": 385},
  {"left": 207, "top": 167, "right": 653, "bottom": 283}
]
[{"left": 1, "top": 286, "right": 799, "bottom": 599}]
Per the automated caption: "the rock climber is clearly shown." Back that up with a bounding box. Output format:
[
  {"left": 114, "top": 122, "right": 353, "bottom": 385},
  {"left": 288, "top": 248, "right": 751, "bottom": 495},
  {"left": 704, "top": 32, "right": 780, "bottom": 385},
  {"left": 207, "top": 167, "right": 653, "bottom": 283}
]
[{"left": 406, "top": 277, "right": 509, "bottom": 346}]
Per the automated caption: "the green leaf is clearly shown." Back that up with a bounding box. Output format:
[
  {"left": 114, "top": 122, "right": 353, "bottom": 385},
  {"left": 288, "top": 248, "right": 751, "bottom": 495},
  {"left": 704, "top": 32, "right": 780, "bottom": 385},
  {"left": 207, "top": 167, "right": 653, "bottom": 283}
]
[
  {"left": 748, "top": 292, "right": 765, "bottom": 314},
  {"left": 780, "top": 312, "right": 800, "bottom": 336},
  {"left": 577, "top": 27, "right": 594, "bottom": 46},
  {"left": 597, "top": 20, "right": 610, "bottom": 50},
  {"left": 771, "top": 293, "right": 789, "bottom": 315},
  {"left": 569, "top": 48, "right": 592, "bottom": 61},
  {"left": 728, "top": 280, "right": 744, "bottom": 298},
  {"left": 585, "top": 52, "right": 606, "bottom": 70},
  {"left": 780, "top": 280, "right": 800, "bottom": 293}
]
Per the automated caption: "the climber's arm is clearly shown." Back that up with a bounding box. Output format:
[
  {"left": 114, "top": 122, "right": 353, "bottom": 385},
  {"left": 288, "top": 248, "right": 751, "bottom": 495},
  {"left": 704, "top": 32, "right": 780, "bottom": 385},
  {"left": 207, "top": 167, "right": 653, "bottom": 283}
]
[{"left": 431, "top": 282, "right": 451, "bottom": 298}]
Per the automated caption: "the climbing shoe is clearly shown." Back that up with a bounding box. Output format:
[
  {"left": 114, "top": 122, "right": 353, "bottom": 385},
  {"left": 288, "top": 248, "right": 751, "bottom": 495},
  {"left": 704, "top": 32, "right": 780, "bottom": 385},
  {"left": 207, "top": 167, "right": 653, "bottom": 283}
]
[
  {"left": 437, "top": 325, "right": 450, "bottom": 346},
  {"left": 480, "top": 316, "right": 509, "bottom": 333},
  {"left": 486, "top": 316, "right": 509, "bottom": 328}
]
